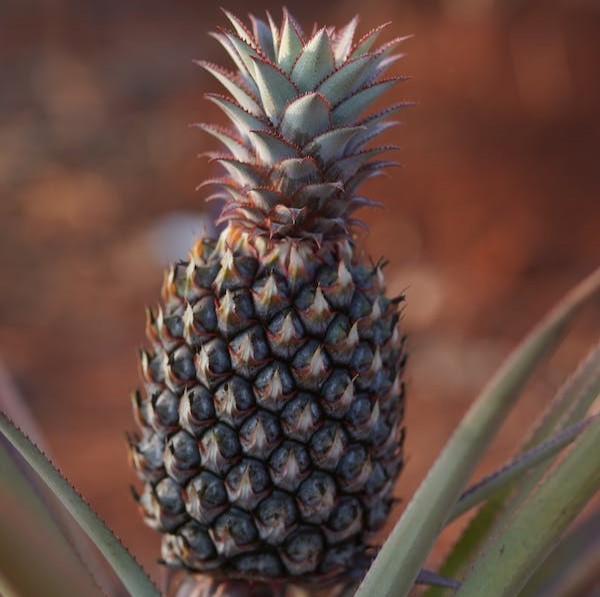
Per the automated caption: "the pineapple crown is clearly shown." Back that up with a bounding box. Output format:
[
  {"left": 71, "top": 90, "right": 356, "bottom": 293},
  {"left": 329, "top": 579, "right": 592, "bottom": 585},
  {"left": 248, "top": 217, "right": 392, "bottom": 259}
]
[{"left": 198, "top": 8, "right": 410, "bottom": 245}]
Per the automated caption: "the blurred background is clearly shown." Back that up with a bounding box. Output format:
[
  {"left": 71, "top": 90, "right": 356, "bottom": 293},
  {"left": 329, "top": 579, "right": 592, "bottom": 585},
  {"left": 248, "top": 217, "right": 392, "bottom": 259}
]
[{"left": 1, "top": 0, "right": 599, "bottom": 590}]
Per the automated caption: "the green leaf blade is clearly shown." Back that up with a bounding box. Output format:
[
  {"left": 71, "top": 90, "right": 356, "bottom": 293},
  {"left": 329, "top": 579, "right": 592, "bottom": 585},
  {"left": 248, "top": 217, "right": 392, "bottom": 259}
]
[
  {"left": 520, "top": 508, "right": 600, "bottom": 597},
  {"left": 456, "top": 415, "right": 600, "bottom": 597},
  {"left": 0, "top": 441, "right": 104, "bottom": 597},
  {"left": 448, "top": 414, "right": 597, "bottom": 522},
  {"left": 0, "top": 413, "right": 160, "bottom": 597},
  {"left": 430, "top": 339, "right": 600, "bottom": 594}
]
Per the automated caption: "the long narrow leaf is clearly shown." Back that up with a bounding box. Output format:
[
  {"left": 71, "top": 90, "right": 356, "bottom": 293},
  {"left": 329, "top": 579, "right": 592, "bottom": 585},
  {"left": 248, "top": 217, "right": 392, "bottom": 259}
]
[
  {"left": 456, "top": 415, "right": 600, "bottom": 597},
  {"left": 0, "top": 412, "right": 160, "bottom": 597},
  {"left": 526, "top": 341, "right": 600, "bottom": 448},
  {"left": 427, "top": 338, "right": 600, "bottom": 595},
  {"left": 355, "top": 267, "right": 600, "bottom": 597},
  {"left": 0, "top": 441, "right": 103, "bottom": 597},
  {"left": 520, "top": 508, "right": 600, "bottom": 597},
  {"left": 0, "top": 361, "right": 120, "bottom": 595},
  {"left": 503, "top": 341, "right": 600, "bottom": 509},
  {"left": 448, "top": 415, "right": 596, "bottom": 522}
]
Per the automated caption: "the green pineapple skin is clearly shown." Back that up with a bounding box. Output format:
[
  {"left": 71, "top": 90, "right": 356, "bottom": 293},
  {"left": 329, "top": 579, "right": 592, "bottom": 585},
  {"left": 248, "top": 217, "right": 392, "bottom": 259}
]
[{"left": 130, "top": 8, "right": 408, "bottom": 589}]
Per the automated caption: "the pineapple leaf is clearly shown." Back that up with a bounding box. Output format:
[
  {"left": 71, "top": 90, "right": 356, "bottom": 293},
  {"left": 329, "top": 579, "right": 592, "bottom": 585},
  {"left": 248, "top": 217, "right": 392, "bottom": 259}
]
[
  {"left": 194, "top": 124, "right": 252, "bottom": 162},
  {"left": 198, "top": 62, "right": 262, "bottom": 116},
  {"left": 304, "top": 126, "right": 365, "bottom": 164},
  {"left": 416, "top": 570, "right": 461, "bottom": 590},
  {"left": 0, "top": 361, "right": 119, "bottom": 596},
  {"left": 428, "top": 339, "right": 600, "bottom": 594},
  {"left": 332, "top": 79, "right": 401, "bottom": 124},
  {"left": 280, "top": 93, "right": 331, "bottom": 144},
  {"left": 0, "top": 413, "right": 160, "bottom": 597},
  {"left": 520, "top": 339, "right": 600, "bottom": 454},
  {"left": 223, "top": 32, "right": 261, "bottom": 82},
  {"left": 270, "top": 157, "right": 320, "bottom": 194},
  {"left": 221, "top": 8, "right": 255, "bottom": 46},
  {"left": 0, "top": 441, "right": 104, "bottom": 597},
  {"left": 317, "top": 54, "right": 374, "bottom": 107},
  {"left": 332, "top": 16, "right": 359, "bottom": 65},
  {"left": 519, "top": 508, "right": 600, "bottom": 597},
  {"left": 250, "top": 57, "right": 298, "bottom": 124},
  {"left": 326, "top": 145, "right": 398, "bottom": 180},
  {"left": 249, "top": 14, "right": 276, "bottom": 63},
  {"left": 248, "top": 129, "right": 298, "bottom": 165},
  {"left": 456, "top": 414, "right": 600, "bottom": 597},
  {"left": 277, "top": 9, "right": 304, "bottom": 73},
  {"left": 448, "top": 414, "right": 597, "bottom": 522},
  {"left": 266, "top": 11, "right": 280, "bottom": 56},
  {"left": 292, "top": 182, "right": 344, "bottom": 206},
  {"left": 247, "top": 187, "right": 285, "bottom": 209},
  {"left": 204, "top": 93, "right": 268, "bottom": 139},
  {"left": 214, "top": 157, "right": 265, "bottom": 187},
  {"left": 350, "top": 22, "right": 391, "bottom": 57},
  {"left": 291, "top": 29, "right": 335, "bottom": 92},
  {"left": 208, "top": 32, "right": 259, "bottom": 97},
  {"left": 355, "top": 267, "right": 600, "bottom": 597},
  {"left": 346, "top": 120, "right": 399, "bottom": 154}
]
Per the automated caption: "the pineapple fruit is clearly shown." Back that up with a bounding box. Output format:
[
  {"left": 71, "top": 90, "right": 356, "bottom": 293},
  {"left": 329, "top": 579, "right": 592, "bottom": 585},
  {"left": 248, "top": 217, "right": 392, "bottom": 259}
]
[{"left": 130, "top": 8, "right": 408, "bottom": 593}]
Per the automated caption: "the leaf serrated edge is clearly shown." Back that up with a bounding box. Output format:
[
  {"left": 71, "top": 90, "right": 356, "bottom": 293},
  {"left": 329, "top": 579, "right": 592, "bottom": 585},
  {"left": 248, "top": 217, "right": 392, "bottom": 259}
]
[{"left": 0, "top": 412, "right": 160, "bottom": 597}]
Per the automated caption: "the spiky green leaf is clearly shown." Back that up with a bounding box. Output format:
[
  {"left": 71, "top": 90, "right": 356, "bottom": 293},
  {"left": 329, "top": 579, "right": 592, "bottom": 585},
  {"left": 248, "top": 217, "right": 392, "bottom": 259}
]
[
  {"left": 456, "top": 415, "right": 600, "bottom": 597},
  {"left": 291, "top": 29, "right": 335, "bottom": 92},
  {"left": 280, "top": 93, "right": 331, "bottom": 144},
  {"left": 224, "top": 33, "right": 261, "bottom": 81},
  {"left": 215, "top": 157, "right": 265, "bottom": 187},
  {"left": 205, "top": 94, "right": 267, "bottom": 139},
  {"left": 198, "top": 62, "right": 262, "bottom": 116},
  {"left": 293, "top": 182, "right": 343, "bottom": 206},
  {"left": 520, "top": 509, "right": 600, "bottom": 597},
  {"left": 277, "top": 11, "right": 303, "bottom": 73},
  {"left": 251, "top": 58, "right": 298, "bottom": 124},
  {"left": 195, "top": 124, "right": 252, "bottom": 161},
  {"left": 327, "top": 145, "right": 397, "bottom": 179},
  {"left": 350, "top": 22, "right": 391, "bottom": 57},
  {"left": 332, "top": 79, "right": 400, "bottom": 124},
  {"left": 317, "top": 55, "right": 374, "bottom": 107},
  {"left": 250, "top": 15, "right": 276, "bottom": 62},
  {"left": 270, "top": 157, "right": 320, "bottom": 194},
  {"left": 0, "top": 442, "right": 104, "bottom": 597},
  {"left": 221, "top": 9, "right": 255, "bottom": 46},
  {"left": 333, "top": 16, "right": 359, "bottom": 65},
  {"left": 209, "top": 32, "right": 259, "bottom": 96},
  {"left": 0, "top": 413, "right": 160, "bottom": 597},
  {"left": 428, "top": 340, "right": 600, "bottom": 596},
  {"left": 448, "top": 415, "right": 597, "bottom": 522},
  {"left": 249, "top": 130, "right": 297, "bottom": 165},
  {"left": 304, "top": 126, "right": 364, "bottom": 164}
]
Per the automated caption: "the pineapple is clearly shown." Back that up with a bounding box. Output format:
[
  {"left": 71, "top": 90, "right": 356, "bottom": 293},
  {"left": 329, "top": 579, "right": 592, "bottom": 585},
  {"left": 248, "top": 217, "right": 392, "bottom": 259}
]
[{"left": 130, "top": 8, "right": 408, "bottom": 593}]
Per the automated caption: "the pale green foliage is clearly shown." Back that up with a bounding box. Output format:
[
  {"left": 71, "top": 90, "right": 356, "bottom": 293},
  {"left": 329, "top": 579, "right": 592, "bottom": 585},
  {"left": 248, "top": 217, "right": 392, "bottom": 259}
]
[
  {"left": 0, "top": 414, "right": 160, "bottom": 597},
  {"left": 456, "top": 415, "right": 600, "bottom": 597}
]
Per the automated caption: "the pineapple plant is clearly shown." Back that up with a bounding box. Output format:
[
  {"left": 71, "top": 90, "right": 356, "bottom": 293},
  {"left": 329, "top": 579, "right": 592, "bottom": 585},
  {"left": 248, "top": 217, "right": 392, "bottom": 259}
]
[
  {"left": 2, "top": 7, "right": 598, "bottom": 597},
  {"left": 129, "top": 8, "right": 409, "bottom": 594}
]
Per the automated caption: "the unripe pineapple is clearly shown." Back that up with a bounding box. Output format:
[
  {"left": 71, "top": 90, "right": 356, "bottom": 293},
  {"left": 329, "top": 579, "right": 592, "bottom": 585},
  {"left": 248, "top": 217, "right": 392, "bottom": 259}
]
[{"left": 130, "top": 9, "right": 408, "bottom": 593}]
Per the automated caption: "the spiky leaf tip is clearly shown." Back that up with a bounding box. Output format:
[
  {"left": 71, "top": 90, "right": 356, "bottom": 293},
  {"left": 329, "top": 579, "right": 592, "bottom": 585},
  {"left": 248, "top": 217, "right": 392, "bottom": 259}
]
[{"left": 200, "top": 10, "right": 410, "bottom": 243}]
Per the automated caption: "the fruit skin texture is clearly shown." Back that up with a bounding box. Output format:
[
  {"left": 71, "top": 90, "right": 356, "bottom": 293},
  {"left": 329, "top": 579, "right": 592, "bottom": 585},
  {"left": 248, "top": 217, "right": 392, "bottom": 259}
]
[{"left": 129, "top": 9, "right": 408, "bottom": 589}]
